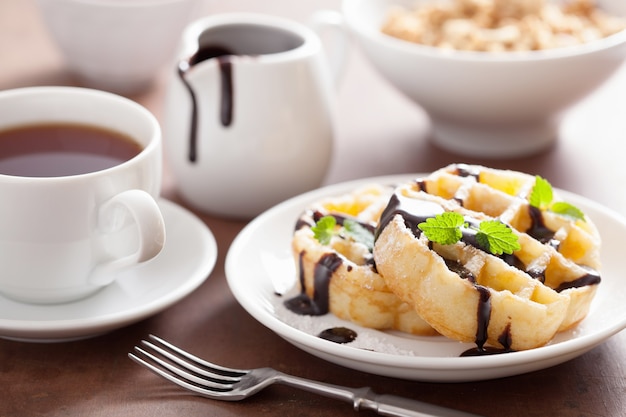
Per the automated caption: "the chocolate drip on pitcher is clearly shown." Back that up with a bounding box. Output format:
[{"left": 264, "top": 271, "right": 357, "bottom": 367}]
[{"left": 178, "top": 45, "right": 235, "bottom": 163}]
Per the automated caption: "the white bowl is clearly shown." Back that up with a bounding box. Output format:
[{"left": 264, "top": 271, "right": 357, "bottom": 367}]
[
  {"left": 342, "top": 0, "right": 626, "bottom": 158},
  {"left": 36, "top": 0, "right": 200, "bottom": 95}
]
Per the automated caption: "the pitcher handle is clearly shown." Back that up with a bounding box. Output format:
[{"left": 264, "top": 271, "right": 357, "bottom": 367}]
[{"left": 310, "top": 9, "right": 350, "bottom": 88}]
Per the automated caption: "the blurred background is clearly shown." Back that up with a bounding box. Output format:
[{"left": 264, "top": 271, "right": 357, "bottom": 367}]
[{"left": 2, "top": 0, "right": 626, "bottom": 212}]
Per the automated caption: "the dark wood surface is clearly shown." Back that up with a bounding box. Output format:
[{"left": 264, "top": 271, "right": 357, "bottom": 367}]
[{"left": 1, "top": 1, "right": 625, "bottom": 416}]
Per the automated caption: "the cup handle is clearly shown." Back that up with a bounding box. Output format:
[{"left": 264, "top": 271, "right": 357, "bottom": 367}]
[
  {"left": 309, "top": 9, "right": 350, "bottom": 88},
  {"left": 90, "top": 189, "right": 166, "bottom": 286}
]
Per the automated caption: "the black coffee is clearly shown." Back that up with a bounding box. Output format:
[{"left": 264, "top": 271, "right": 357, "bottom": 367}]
[{"left": 0, "top": 123, "right": 143, "bottom": 177}]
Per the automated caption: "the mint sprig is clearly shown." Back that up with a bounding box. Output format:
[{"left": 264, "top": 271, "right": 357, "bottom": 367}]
[
  {"left": 311, "top": 215, "right": 336, "bottom": 245},
  {"left": 550, "top": 201, "right": 585, "bottom": 220},
  {"left": 311, "top": 215, "right": 375, "bottom": 250},
  {"left": 343, "top": 219, "right": 375, "bottom": 250},
  {"left": 416, "top": 212, "right": 464, "bottom": 245},
  {"left": 476, "top": 220, "right": 522, "bottom": 255},
  {"left": 529, "top": 175, "right": 585, "bottom": 221},
  {"left": 418, "top": 212, "right": 520, "bottom": 255},
  {"left": 529, "top": 175, "right": 553, "bottom": 209}
]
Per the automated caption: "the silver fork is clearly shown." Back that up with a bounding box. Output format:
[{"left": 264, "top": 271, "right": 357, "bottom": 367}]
[{"left": 129, "top": 335, "right": 484, "bottom": 417}]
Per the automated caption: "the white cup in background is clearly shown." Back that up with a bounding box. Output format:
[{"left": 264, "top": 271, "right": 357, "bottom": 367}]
[{"left": 35, "top": 0, "right": 201, "bottom": 95}]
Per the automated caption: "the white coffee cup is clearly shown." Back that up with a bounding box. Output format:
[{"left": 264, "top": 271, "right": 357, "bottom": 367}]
[
  {"left": 163, "top": 13, "right": 347, "bottom": 219},
  {"left": 35, "top": 0, "right": 200, "bottom": 95},
  {"left": 0, "top": 87, "right": 165, "bottom": 304}
]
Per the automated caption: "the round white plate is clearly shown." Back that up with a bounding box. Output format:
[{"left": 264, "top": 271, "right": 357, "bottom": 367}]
[
  {"left": 0, "top": 199, "right": 217, "bottom": 342},
  {"left": 226, "top": 175, "right": 626, "bottom": 382}
]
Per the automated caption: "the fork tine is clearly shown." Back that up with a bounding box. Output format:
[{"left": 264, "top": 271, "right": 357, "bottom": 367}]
[
  {"left": 129, "top": 349, "right": 229, "bottom": 393},
  {"left": 129, "top": 350, "right": 233, "bottom": 397},
  {"left": 129, "top": 335, "right": 251, "bottom": 397},
  {"left": 138, "top": 340, "right": 240, "bottom": 383},
  {"left": 147, "top": 334, "right": 248, "bottom": 376},
  {"left": 132, "top": 345, "right": 237, "bottom": 390}
]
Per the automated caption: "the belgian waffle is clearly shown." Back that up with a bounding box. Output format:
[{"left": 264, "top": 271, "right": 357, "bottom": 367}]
[
  {"left": 288, "top": 184, "right": 436, "bottom": 336},
  {"left": 373, "top": 164, "right": 601, "bottom": 351}
]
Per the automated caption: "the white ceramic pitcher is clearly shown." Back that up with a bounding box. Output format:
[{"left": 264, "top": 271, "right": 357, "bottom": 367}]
[{"left": 164, "top": 12, "right": 346, "bottom": 219}]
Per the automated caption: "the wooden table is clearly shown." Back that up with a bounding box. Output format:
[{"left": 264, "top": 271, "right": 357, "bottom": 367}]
[{"left": 1, "top": 1, "right": 625, "bottom": 416}]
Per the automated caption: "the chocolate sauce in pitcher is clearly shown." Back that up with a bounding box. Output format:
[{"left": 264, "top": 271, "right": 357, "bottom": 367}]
[{"left": 178, "top": 45, "right": 235, "bottom": 162}]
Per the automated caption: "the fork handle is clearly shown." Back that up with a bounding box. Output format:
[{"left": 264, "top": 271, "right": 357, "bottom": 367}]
[
  {"left": 357, "top": 390, "right": 484, "bottom": 417},
  {"left": 277, "top": 373, "right": 483, "bottom": 417}
]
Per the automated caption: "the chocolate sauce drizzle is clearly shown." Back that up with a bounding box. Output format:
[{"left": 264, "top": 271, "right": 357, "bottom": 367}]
[
  {"left": 284, "top": 247, "right": 360, "bottom": 344},
  {"left": 445, "top": 259, "right": 475, "bottom": 282},
  {"left": 454, "top": 163, "right": 481, "bottom": 180},
  {"left": 178, "top": 45, "right": 236, "bottom": 163},
  {"left": 286, "top": 210, "right": 379, "bottom": 316},
  {"left": 376, "top": 192, "right": 490, "bottom": 253},
  {"left": 527, "top": 205, "right": 557, "bottom": 244},
  {"left": 318, "top": 327, "right": 357, "bottom": 344},
  {"left": 284, "top": 252, "right": 342, "bottom": 316},
  {"left": 474, "top": 285, "right": 492, "bottom": 351},
  {"left": 554, "top": 269, "right": 601, "bottom": 291},
  {"left": 376, "top": 193, "right": 444, "bottom": 241}
]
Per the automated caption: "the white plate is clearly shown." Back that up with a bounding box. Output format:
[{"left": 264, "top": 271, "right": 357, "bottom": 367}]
[
  {"left": 226, "top": 175, "right": 626, "bottom": 382},
  {"left": 0, "top": 199, "right": 217, "bottom": 342}
]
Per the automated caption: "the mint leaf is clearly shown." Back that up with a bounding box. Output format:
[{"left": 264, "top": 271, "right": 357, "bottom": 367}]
[
  {"left": 529, "top": 175, "right": 553, "bottom": 209},
  {"left": 311, "top": 215, "right": 336, "bottom": 245},
  {"left": 311, "top": 216, "right": 375, "bottom": 250},
  {"left": 476, "top": 220, "right": 521, "bottom": 255},
  {"left": 418, "top": 212, "right": 465, "bottom": 245},
  {"left": 550, "top": 202, "right": 585, "bottom": 221},
  {"left": 529, "top": 175, "right": 585, "bottom": 222},
  {"left": 343, "top": 219, "right": 375, "bottom": 251},
  {"left": 418, "top": 213, "right": 520, "bottom": 256}
]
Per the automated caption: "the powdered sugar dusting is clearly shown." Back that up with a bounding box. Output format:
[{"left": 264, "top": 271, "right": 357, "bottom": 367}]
[{"left": 274, "top": 290, "right": 424, "bottom": 356}]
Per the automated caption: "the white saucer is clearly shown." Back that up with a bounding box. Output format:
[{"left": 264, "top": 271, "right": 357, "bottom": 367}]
[
  {"left": 226, "top": 175, "right": 626, "bottom": 382},
  {"left": 0, "top": 199, "right": 217, "bottom": 342}
]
